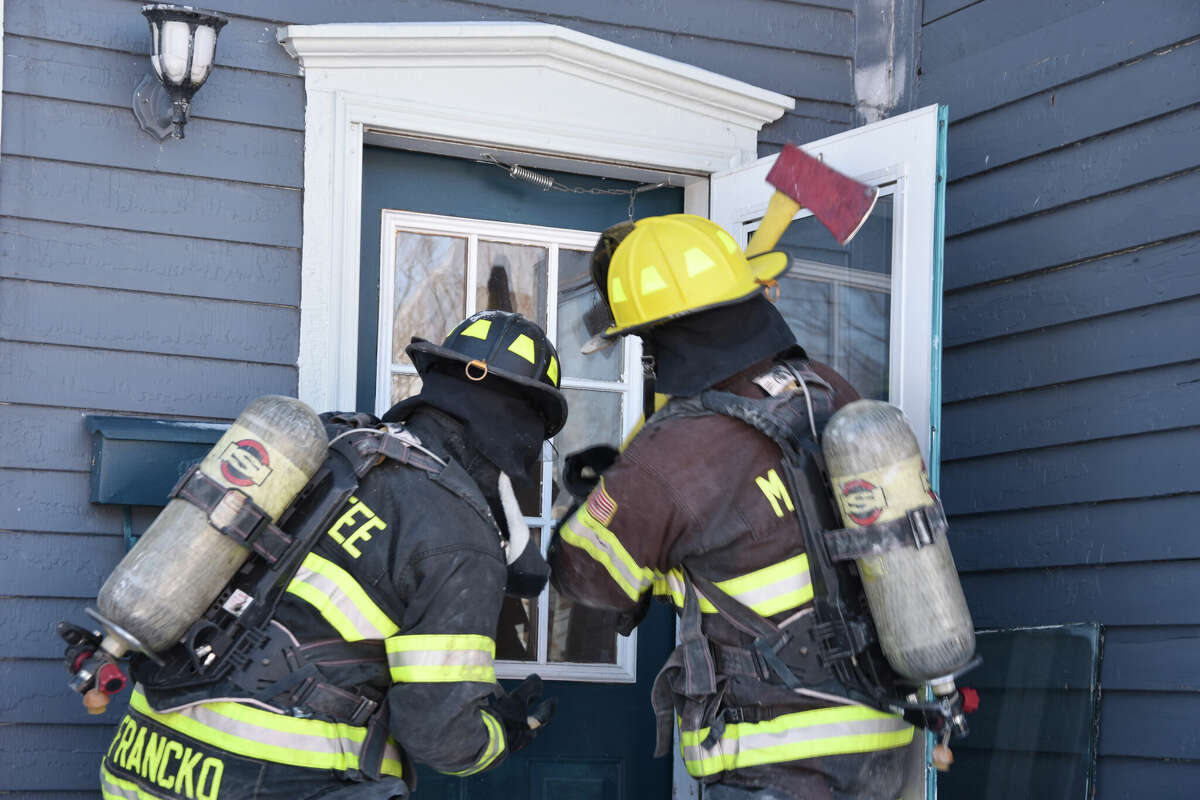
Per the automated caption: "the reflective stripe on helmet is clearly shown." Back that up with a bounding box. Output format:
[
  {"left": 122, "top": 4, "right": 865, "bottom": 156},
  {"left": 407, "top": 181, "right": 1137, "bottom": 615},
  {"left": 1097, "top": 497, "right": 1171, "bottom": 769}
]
[
  {"left": 652, "top": 553, "right": 813, "bottom": 618},
  {"left": 385, "top": 634, "right": 497, "bottom": 684},
  {"left": 679, "top": 705, "right": 913, "bottom": 777},
  {"left": 446, "top": 709, "right": 506, "bottom": 776},
  {"left": 286, "top": 552, "right": 399, "bottom": 641},
  {"left": 127, "top": 688, "right": 402, "bottom": 776},
  {"left": 558, "top": 505, "right": 653, "bottom": 601}
]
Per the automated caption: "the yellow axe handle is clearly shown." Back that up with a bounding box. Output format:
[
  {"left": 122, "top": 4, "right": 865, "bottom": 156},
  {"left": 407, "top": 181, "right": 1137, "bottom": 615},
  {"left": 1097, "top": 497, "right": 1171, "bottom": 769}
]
[{"left": 745, "top": 190, "right": 802, "bottom": 258}]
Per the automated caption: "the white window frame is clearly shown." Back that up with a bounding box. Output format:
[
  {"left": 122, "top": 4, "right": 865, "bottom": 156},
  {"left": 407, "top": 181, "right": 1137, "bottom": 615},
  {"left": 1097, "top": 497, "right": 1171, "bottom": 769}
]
[
  {"left": 711, "top": 105, "right": 944, "bottom": 462},
  {"left": 378, "top": 210, "right": 644, "bottom": 682},
  {"left": 276, "top": 22, "right": 792, "bottom": 414}
]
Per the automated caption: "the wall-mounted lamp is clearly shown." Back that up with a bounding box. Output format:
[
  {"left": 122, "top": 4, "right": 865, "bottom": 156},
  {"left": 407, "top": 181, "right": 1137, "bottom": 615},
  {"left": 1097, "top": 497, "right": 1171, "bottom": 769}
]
[{"left": 132, "top": 4, "right": 228, "bottom": 141}]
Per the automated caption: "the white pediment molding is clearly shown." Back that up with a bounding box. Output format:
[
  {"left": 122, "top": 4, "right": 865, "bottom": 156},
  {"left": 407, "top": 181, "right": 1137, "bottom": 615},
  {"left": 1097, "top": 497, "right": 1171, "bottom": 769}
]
[{"left": 277, "top": 21, "right": 792, "bottom": 410}]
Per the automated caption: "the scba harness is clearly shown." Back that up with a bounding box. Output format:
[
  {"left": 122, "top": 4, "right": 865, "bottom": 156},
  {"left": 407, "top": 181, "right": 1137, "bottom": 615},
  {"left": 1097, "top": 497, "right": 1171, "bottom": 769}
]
[
  {"left": 649, "top": 359, "right": 972, "bottom": 762},
  {"left": 131, "top": 413, "right": 454, "bottom": 780}
]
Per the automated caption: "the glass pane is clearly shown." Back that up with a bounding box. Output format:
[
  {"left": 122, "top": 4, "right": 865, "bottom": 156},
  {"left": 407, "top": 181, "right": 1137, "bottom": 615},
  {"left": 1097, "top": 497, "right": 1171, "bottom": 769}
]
[
  {"left": 389, "top": 373, "right": 423, "bottom": 406},
  {"left": 495, "top": 528, "right": 542, "bottom": 662},
  {"left": 392, "top": 232, "right": 467, "bottom": 367},
  {"left": 476, "top": 240, "right": 548, "bottom": 325},
  {"left": 764, "top": 193, "right": 894, "bottom": 401},
  {"left": 551, "top": 389, "right": 623, "bottom": 520},
  {"left": 939, "top": 623, "right": 1100, "bottom": 800},
  {"left": 557, "top": 248, "right": 623, "bottom": 381},
  {"left": 547, "top": 584, "right": 619, "bottom": 664}
]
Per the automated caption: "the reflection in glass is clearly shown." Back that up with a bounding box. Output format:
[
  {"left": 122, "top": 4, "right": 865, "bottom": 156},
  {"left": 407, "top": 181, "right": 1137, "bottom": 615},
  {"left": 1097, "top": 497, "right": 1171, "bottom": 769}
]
[
  {"left": 476, "top": 240, "right": 548, "bottom": 325},
  {"left": 496, "top": 529, "right": 541, "bottom": 662},
  {"left": 557, "top": 248, "right": 623, "bottom": 381},
  {"left": 551, "top": 389, "right": 623, "bottom": 520},
  {"left": 392, "top": 233, "right": 467, "bottom": 367},
  {"left": 547, "top": 584, "right": 619, "bottom": 664},
  {"left": 389, "top": 373, "right": 423, "bottom": 406},
  {"left": 762, "top": 194, "right": 894, "bottom": 401}
]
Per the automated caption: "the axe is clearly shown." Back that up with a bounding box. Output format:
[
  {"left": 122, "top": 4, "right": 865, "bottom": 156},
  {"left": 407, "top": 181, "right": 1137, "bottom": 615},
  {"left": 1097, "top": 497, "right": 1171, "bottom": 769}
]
[{"left": 744, "top": 143, "right": 879, "bottom": 257}]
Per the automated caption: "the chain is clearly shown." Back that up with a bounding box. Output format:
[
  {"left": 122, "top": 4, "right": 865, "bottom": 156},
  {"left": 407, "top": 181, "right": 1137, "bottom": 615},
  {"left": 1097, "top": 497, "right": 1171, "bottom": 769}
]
[{"left": 478, "top": 155, "right": 668, "bottom": 218}]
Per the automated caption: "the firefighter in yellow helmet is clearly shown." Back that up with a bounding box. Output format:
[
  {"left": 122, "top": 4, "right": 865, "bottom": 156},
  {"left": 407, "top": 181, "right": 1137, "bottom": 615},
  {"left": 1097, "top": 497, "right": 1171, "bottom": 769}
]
[{"left": 549, "top": 215, "right": 913, "bottom": 799}]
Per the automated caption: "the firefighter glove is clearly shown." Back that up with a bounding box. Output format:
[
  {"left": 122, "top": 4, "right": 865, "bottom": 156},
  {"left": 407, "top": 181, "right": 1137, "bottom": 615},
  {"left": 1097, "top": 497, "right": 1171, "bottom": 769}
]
[
  {"left": 489, "top": 674, "right": 556, "bottom": 754},
  {"left": 562, "top": 445, "right": 619, "bottom": 500}
]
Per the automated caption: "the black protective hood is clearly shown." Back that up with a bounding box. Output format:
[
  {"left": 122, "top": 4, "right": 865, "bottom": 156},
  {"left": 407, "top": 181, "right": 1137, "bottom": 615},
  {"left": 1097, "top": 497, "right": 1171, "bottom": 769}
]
[
  {"left": 382, "top": 367, "right": 545, "bottom": 487},
  {"left": 643, "top": 293, "right": 797, "bottom": 397}
]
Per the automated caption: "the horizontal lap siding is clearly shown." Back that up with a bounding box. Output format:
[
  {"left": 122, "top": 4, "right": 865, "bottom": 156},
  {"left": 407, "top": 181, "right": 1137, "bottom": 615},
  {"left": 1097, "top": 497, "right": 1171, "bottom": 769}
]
[
  {"left": 0, "top": 0, "right": 857, "bottom": 795},
  {"left": 917, "top": 0, "right": 1200, "bottom": 795}
]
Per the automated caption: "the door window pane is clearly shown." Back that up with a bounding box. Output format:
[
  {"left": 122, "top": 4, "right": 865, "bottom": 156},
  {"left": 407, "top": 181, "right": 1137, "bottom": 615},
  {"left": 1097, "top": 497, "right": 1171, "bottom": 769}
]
[
  {"left": 557, "top": 248, "right": 623, "bottom": 381},
  {"left": 389, "top": 373, "right": 423, "bottom": 406},
  {"left": 495, "top": 528, "right": 542, "bottom": 662},
  {"left": 552, "top": 388, "right": 623, "bottom": 520},
  {"left": 765, "top": 194, "right": 894, "bottom": 401},
  {"left": 548, "top": 586, "right": 619, "bottom": 664},
  {"left": 476, "top": 240, "right": 548, "bottom": 324},
  {"left": 392, "top": 233, "right": 467, "bottom": 367}
]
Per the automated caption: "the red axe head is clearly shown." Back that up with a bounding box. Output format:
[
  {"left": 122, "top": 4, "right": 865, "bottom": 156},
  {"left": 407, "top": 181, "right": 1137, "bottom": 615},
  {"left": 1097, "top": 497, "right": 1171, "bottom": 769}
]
[{"left": 746, "top": 144, "right": 879, "bottom": 257}]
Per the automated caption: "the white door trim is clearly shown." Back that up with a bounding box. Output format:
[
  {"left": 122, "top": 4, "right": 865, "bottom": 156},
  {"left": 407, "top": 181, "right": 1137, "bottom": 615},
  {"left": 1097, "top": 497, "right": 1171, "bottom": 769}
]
[{"left": 276, "top": 21, "right": 792, "bottom": 410}]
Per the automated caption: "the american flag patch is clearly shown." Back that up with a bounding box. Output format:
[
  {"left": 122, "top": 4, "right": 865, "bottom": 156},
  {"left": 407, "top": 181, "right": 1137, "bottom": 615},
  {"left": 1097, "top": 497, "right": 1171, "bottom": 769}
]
[{"left": 587, "top": 479, "right": 618, "bottom": 526}]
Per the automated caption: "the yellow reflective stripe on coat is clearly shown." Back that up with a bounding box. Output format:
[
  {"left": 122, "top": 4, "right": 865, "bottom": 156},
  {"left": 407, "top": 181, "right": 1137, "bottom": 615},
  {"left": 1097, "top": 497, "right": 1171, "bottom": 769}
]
[
  {"left": 446, "top": 709, "right": 506, "bottom": 776},
  {"left": 386, "top": 633, "right": 497, "bottom": 684},
  {"left": 559, "top": 505, "right": 653, "bottom": 601},
  {"left": 653, "top": 554, "right": 812, "bottom": 617},
  {"left": 679, "top": 705, "right": 913, "bottom": 777},
  {"left": 286, "top": 552, "right": 399, "bottom": 641},
  {"left": 129, "top": 688, "right": 402, "bottom": 776}
]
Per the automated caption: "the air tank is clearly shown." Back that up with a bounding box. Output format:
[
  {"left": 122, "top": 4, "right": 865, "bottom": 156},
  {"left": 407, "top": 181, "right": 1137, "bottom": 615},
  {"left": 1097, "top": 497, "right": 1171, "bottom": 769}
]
[
  {"left": 95, "top": 395, "right": 327, "bottom": 656},
  {"left": 821, "top": 399, "right": 975, "bottom": 694}
]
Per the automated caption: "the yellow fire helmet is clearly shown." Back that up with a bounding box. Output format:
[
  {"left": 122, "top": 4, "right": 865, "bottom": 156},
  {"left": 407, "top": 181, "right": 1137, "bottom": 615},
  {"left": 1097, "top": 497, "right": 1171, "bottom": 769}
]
[{"left": 602, "top": 214, "right": 789, "bottom": 337}]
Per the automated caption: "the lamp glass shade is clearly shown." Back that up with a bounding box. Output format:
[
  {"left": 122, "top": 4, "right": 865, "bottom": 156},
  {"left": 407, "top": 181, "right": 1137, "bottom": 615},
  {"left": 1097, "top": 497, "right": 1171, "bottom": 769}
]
[
  {"left": 148, "top": 21, "right": 163, "bottom": 80},
  {"left": 159, "top": 20, "right": 192, "bottom": 85},
  {"left": 190, "top": 25, "right": 217, "bottom": 82}
]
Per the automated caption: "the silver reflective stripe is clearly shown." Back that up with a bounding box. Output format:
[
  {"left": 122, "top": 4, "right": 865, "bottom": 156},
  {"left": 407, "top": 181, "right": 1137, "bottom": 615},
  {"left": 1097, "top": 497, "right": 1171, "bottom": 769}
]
[
  {"left": 561, "top": 512, "right": 651, "bottom": 600},
  {"left": 681, "top": 712, "right": 912, "bottom": 767},
  {"left": 100, "top": 767, "right": 142, "bottom": 800},
  {"left": 185, "top": 702, "right": 359, "bottom": 757},
  {"left": 287, "top": 552, "right": 399, "bottom": 641},
  {"left": 386, "top": 634, "right": 497, "bottom": 683},
  {"left": 389, "top": 649, "right": 495, "bottom": 669}
]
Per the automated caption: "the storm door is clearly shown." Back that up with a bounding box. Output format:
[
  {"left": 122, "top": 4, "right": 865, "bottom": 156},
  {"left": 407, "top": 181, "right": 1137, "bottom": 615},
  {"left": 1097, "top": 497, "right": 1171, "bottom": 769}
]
[
  {"left": 359, "top": 145, "right": 684, "bottom": 799},
  {"left": 708, "top": 104, "right": 948, "bottom": 800}
]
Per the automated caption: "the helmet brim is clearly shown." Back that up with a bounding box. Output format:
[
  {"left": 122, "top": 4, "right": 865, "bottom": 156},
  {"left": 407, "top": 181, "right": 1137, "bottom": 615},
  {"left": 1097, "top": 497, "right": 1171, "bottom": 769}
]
[
  {"left": 601, "top": 250, "right": 790, "bottom": 338},
  {"left": 406, "top": 338, "right": 568, "bottom": 437}
]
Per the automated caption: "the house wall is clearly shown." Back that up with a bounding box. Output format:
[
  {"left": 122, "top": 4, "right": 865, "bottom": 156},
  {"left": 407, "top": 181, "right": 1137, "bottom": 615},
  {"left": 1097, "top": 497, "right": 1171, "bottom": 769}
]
[
  {"left": 0, "top": 0, "right": 857, "bottom": 795},
  {"left": 916, "top": 0, "right": 1200, "bottom": 794}
]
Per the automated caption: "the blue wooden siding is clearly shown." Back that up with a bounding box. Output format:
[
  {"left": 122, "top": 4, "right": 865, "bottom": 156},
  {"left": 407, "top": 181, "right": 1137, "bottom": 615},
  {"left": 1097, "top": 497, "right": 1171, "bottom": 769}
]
[
  {"left": 0, "top": 0, "right": 855, "bottom": 795},
  {"left": 916, "top": 0, "right": 1200, "bottom": 794}
]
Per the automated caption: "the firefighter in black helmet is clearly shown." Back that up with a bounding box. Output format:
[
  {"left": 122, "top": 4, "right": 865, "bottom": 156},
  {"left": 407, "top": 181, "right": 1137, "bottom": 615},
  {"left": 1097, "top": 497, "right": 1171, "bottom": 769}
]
[{"left": 100, "top": 310, "right": 563, "bottom": 800}]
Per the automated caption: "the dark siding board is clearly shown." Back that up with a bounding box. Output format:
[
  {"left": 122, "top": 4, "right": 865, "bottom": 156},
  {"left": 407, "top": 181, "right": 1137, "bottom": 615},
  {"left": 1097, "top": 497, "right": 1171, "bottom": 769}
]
[
  {"left": 0, "top": 406, "right": 92, "bottom": 472},
  {"left": 759, "top": 114, "right": 852, "bottom": 151},
  {"left": 0, "top": 157, "right": 301, "bottom": 249},
  {"left": 921, "top": 0, "right": 1106, "bottom": 69},
  {"left": 0, "top": 533, "right": 125, "bottom": 602},
  {"left": 916, "top": 0, "right": 1200, "bottom": 120},
  {"left": 5, "top": 0, "right": 301, "bottom": 77},
  {"left": 943, "top": 295, "right": 1200, "bottom": 403},
  {"left": 1096, "top": 756, "right": 1200, "bottom": 799},
  {"left": 961, "top": 561, "right": 1200, "bottom": 628},
  {"left": 3, "top": 35, "right": 304, "bottom": 131},
  {"left": 944, "top": 167, "right": 1200, "bottom": 291},
  {"left": 1, "top": 94, "right": 304, "bottom": 189},
  {"left": 1099, "top": 692, "right": 1200, "bottom": 760},
  {"left": 945, "top": 38, "right": 1200, "bottom": 181},
  {"left": 225, "top": 0, "right": 855, "bottom": 58},
  {"left": 0, "top": 724, "right": 120, "bottom": 791},
  {"left": 945, "top": 105, "right": 1200, "bottom": 237},
  {"left": 0, "top": 280, "right": 300, "bottom": 365},
  {"left": 0, "top": 469, "right": 156, "bottom": 536},
  {"left": 1102, "top": 626, "right": 1200, "bottom": 692},
  {"left": 943, "top": 235, "right": 1200, "bottom": 347},
  {"left": 0, "top": 217, "right": 301, "bottom": 306},
  {"left": 0, "top": 597, "right": 97, "bottom": 660},
  {"left": 950, "top": 495, "right": 1200, "bottom": 572},
  {"left": 942, "top": 427, "right": 1200, "bottom": 515},
  {"left": 0, "top": 341, "right": 296, "bottom": 418},
  {"left": 942, "top": 361, "right": 1200, "bottom": 460}
]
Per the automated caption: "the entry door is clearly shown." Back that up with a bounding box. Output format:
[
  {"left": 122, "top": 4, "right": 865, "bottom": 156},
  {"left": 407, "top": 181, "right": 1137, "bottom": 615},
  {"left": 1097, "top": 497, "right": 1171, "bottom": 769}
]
[
  {"left": 359, "top": 146, "right": 684, "bottom": 799},
  {"left": 708, "top": 104, "right": 948, "bottom": 800}
]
